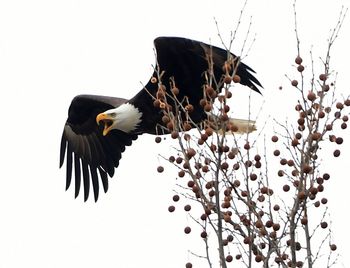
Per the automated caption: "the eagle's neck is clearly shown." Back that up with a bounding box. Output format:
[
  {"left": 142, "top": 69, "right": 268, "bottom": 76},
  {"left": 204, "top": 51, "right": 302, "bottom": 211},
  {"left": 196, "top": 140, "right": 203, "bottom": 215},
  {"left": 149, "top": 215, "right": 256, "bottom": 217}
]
[{"left": 115, "top": 103, "right": 142, "bottom": 133}]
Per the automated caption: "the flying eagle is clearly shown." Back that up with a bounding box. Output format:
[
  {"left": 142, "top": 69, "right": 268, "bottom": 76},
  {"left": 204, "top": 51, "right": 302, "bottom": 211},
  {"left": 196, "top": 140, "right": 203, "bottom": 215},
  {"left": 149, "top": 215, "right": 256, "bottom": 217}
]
[{"left": 59, "top": 37, "right": 262, "bottom": 201}]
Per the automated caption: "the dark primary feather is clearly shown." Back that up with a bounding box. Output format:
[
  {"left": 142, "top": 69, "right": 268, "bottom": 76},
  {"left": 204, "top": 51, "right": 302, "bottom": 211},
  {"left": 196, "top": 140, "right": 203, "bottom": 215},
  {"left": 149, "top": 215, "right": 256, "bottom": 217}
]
[
  {"left": 60, "top": 95, "right": 138, "bottom": 201},
  {"left": 129, "top": 36, "right": 262, "bottom": 133},
  {"left": 60, "top": 37, "right": 262, "bottom": 201},
  {"left": 153, "top": 37, "right": 262, "bottom": 93}
]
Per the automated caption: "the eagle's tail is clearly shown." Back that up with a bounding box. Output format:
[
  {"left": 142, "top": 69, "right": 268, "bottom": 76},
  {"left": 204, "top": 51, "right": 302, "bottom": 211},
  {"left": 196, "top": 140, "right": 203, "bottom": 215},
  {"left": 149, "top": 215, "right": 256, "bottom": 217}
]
[{"left": 220, "top": 118, "right": 257, "bottom": 134}]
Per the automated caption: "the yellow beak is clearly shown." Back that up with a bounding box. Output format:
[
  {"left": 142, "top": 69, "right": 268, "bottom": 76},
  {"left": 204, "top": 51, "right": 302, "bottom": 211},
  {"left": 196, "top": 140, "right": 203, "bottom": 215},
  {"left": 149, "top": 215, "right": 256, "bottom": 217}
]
[{"left": 96, "top": 113, "right": 114, "bottom": 136}]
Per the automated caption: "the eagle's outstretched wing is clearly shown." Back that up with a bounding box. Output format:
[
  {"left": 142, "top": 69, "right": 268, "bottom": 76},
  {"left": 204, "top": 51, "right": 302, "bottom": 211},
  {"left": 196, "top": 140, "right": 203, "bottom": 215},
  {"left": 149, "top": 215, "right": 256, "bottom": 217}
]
[{"left": 60, "top": 95, "right": 138, "bottom": 201}]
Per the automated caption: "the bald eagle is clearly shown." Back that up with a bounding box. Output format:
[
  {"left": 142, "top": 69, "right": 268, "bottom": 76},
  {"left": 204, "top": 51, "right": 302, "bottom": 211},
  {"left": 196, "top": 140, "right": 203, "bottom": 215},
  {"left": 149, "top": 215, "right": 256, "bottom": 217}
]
[{"left": 59, "top": 37, "right": 262, "bottom": 201}]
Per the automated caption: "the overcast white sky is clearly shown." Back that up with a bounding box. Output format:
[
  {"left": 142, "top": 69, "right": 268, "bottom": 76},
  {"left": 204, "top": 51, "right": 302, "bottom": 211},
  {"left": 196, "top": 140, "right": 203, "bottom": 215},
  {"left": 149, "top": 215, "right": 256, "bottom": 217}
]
[{"left": 0, "top": 0, "right": 349, "bottom": 267}]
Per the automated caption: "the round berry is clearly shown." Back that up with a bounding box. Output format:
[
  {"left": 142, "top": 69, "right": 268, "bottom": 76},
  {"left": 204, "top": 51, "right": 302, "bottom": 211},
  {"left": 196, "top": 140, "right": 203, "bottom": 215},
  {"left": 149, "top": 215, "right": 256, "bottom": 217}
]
[
  {"left": 200, "top": 231, "right": 207, "bottom": 238},
  {"left": 283, "top": 184, "right": 290, "bottom": 192},
  {"left": 233, "top": 74, "right": 241, "bottom": 83},
  {"left": 224, "top": 75, "right": 232, "bottom": 84},
  {"left": 168, "top": 205, "right": 175, "bottom": 212},
  {"left": 185, "top": 262, "right": 192, "bottom": 268},
  {"left": 320, "top": 222, "right": 328, "bottom": 229},
  {"left": 297, "top": 65, "right": 304, "bottom": 72},
  {"left": 295, "top": 56, "right": 303, "bottom": 64},
  {"left": 157, "top": 166, "right": 164, "bottom": 173},
  {"left": 291, "top": 80, "right": 298, "bottom": 87},
  {"left": 319, "top": 73, "right": 327, "bottom": 81},
  {"left": 184, "top": 226, "right": 191, "bottom": 234},
  {"left": 184, "top": 204, "right": 191, "bottom": 211},
  {"left": 226, "top": 255, "right": 233, "bottom": 262},
  {"left": 273, "top": 150, "right": 280, "bottom": 156},
  {"left": 333, "top": 149, "right": 340, "bottom": 157}
]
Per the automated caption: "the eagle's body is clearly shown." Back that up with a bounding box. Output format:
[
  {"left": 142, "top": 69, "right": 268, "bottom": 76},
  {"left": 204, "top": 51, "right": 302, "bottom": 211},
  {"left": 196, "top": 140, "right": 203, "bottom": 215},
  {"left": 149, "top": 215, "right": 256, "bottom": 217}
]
[{"left": 60, "top": 37, "right": 262, "bottom": 201}]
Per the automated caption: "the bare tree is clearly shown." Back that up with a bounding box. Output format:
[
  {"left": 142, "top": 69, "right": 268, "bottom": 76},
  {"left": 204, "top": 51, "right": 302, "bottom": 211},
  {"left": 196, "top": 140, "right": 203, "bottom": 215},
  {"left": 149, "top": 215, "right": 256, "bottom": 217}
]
[{"left": 153, "top": 5, "right": 348, "bottom": 268}]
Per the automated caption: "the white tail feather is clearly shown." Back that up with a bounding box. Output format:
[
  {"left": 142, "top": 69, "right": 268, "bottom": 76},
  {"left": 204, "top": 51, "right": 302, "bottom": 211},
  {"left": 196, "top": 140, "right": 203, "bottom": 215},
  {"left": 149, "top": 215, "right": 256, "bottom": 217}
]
[{"left": 223, "top": 118, "right": 257, "bottom": 134}]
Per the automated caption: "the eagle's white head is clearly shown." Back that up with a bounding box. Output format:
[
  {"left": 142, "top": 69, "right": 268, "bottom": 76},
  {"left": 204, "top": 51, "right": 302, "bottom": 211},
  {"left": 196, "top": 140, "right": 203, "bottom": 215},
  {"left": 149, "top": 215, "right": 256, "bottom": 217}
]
[{"left": 96, "top": 103, "right": 142, "bottom": 135}]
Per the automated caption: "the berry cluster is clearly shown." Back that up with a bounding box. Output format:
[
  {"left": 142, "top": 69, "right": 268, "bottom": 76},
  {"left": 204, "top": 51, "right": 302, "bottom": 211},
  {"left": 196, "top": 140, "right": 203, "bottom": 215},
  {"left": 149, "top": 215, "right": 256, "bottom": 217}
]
[{"left": 152, "top": 41, "right": 348, "bottom": 268}]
